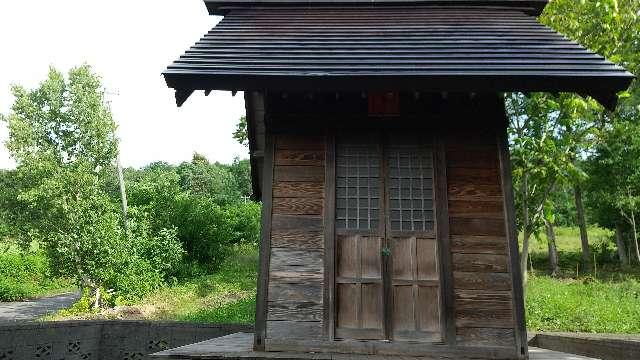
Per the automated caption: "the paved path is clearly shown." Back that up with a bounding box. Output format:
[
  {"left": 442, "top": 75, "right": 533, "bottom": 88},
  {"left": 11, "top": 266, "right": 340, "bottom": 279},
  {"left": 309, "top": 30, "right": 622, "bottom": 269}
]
[{"left": 0, "top": 292, "right": 80, "bottom": 322}]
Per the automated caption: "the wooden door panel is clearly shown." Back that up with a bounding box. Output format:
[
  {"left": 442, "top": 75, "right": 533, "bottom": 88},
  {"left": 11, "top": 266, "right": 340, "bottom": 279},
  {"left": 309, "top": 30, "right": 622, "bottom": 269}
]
[
  {"left": 417, "top": 238, "right": 439, "bottom": 280},
  {"left": 337, "top": 283, "right": 358, "bottom": 329},
  {"left": 362, "top": 237, "right": 382, "bottom": 278},
  {"left": 361, "top": 283, "right": 384, "bottom": 329},
  {"left": 335, "top": 234, "right": 384, "bottom": 339},
  {"left": 417, "top": 285, "right": 441, "bottom": 332},
  {"left": 390, "top": 236, "right": 442, "bottom": 342}
]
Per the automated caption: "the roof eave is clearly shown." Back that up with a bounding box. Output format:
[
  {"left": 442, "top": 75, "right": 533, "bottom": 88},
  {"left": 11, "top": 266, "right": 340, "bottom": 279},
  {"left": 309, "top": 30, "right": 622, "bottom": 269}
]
[
  {"left": 203, "top": 0, "right": 549, "bottom": 16},
  {"left": 163, "top": 71, "right": 634, "bottom": 111}
]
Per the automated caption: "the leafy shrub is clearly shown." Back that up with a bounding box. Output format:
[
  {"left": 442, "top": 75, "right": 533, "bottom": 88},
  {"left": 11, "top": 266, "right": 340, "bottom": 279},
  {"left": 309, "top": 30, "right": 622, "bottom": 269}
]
[
  {"left": 0, "top": 250, "right": 72, "bottom": 301},
  {"left": 127, "top": 209, "right": 184, "bottom": 279},
  {"left": 106, "top": 256, "right": 163, "bottom": 304}
]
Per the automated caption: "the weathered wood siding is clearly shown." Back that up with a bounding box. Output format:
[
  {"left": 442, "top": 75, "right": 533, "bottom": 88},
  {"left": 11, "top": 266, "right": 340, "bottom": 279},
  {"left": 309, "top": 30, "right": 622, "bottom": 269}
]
[
  {"left": 267, "top": 135, "right": 326, "bottom": 341},
  {"left": 446, "top": 131, "right": 516, "bottom": 348}
]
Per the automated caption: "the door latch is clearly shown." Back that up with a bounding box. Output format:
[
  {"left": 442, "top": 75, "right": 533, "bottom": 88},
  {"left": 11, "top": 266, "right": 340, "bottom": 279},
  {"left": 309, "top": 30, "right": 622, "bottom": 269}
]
[{"left": 381, "top": 247, "right": 391, "bottom": 257}]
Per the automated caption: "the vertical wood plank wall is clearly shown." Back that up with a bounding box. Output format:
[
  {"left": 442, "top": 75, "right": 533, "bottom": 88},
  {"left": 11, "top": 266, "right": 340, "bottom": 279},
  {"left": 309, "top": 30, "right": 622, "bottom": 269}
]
[
  {"left": 266, "top": 135, "right": 326, "bottom": 342},
  {"left": 446, "top": 131, "right": 517, "bottom": 348}
]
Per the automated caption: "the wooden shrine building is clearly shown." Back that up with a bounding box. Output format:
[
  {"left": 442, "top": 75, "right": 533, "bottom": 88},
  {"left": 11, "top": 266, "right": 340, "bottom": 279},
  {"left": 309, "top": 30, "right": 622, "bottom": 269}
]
[{"left": 162, "top": 1, "right": 633, "bottom": 359}]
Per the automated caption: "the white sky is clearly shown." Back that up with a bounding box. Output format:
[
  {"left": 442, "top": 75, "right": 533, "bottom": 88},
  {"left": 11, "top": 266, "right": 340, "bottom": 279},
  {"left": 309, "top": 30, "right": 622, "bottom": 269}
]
[{"left": 0, "top": 0, "right": 248, "bottom": 170}]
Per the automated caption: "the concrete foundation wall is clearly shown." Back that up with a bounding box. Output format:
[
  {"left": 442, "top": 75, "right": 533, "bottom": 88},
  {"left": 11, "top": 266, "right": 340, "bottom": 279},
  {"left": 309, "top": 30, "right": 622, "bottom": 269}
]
[
  {"left": 529, "top": 332, "right": 640, "bottom": 360},
  {"left": 0, "top": 321, "right": 252, "bottom": 360}
]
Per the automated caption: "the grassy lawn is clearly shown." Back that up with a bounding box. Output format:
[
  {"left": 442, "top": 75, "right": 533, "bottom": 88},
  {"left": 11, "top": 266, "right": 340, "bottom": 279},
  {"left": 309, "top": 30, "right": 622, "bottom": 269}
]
[
  {"left": 48, "top": 243, "right": 257, "bottom": 323},
  {"left": 524, "top": 226, "right": 640, "bottom": 334},
  {"left": 0, "top": 242, "right": 76, "bottom": 302}
]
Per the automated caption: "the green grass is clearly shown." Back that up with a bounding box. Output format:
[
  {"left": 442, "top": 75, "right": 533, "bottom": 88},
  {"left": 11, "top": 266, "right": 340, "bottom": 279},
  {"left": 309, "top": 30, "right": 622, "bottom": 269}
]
[
  {"left": 526, "top": 275, "right": 640, "bottom": 333},
  {"left": 49, "top": 243, "right": 258, "bottom": 323},
  {"left": 524, "top": 226, "right": 640, "bottom": 334},
  {"left": 0, "top": 243, "right": 76, "bottom": 302}
]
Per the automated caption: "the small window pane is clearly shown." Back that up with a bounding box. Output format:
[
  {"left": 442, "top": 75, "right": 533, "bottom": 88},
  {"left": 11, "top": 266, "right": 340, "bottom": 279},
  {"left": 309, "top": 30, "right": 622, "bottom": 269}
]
[
  {"left": 387, "top": 136, "right": 435, "bottom": 231},
  {"left": 336, "top": 137, "right": 380, "bottom": 231}
]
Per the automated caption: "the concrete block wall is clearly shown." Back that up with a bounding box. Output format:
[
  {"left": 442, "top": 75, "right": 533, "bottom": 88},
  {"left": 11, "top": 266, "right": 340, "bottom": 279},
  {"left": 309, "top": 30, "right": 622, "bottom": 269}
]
[{"left": 0, "top": 321, "right": 252, "bottom": 360}]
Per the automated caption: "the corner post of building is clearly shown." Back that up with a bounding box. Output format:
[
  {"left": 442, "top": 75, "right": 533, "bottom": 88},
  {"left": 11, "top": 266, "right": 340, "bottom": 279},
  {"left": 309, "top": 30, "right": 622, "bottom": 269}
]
[
  {"left": 254, "top": 125, "right": 275, "bottom": 351},
  {"left": 497, "top": 105, "right": 528, "bottom": 360}
]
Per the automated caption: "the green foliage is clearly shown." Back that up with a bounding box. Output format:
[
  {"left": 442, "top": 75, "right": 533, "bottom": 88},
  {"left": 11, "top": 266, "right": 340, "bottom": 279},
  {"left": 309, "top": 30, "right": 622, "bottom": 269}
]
[
  {"left": 127, "top": 210, "right": 184, "bottom": 278},
  {"left": 123, "top": 153, "right": 259, "bottom": 270},
  {"left": 233, "top": 115, "right": 249, "bottom": 147},
  {"left": 229, "top": 158, "right": 253, "bottom": 200},
  {"left": 171, "top": 196, "right": 260, "bottom": 269},
  {"left": 0, "top": 249, "right": 74, "bottom": 302},
  {"left": 585, "top": 120, "right": 640, "bottom": 225},
  {"left": 527, "top": 275, "right": 640, "bottom": 333}
]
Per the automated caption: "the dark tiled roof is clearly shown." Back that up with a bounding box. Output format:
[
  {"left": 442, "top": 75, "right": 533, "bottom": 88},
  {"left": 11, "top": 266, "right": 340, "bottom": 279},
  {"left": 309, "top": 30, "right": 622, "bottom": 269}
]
[
  {"left": 163, "top": 6, "right": 634, "bottom": 110},
  {"left": 203, "top": 0, "right": 549, "bottom": 16}
]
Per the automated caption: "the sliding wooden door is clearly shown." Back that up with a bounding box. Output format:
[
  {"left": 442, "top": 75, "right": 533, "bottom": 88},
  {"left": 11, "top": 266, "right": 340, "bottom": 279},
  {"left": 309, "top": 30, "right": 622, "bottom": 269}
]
[
  {"left": 386, "top": 135, "right": 442, "bottom": 342},
  {"left": 334, "top": 133, "right": 442, "bottom": 342},
  {"left": 334, "top": 135, "right": 385, "bottom": 340}
]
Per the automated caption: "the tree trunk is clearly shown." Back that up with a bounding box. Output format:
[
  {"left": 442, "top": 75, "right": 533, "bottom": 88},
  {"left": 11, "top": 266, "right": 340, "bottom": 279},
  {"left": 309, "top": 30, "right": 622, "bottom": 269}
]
[
  {"left": 615, "top": 222, "right": 629, "bottom": 266},
  {"left": 574, "top": 185, "right": 591, "bottom": 271},
  {"left": 631, "top": 210, "right": 640, "bottom": 264},
  {"left": 93, "top": 287, "right": 101, "bottom": 310},
  {"left": 545, "top": 218, "right": 559, "bottom": 276},
  {"left": 519, "top": 175, "right": 530, "bottom": 287}
]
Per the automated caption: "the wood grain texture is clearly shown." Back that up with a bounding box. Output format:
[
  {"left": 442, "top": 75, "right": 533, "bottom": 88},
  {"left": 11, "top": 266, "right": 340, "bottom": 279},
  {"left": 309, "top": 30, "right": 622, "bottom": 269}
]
[
  {"left": 448, "top": 183, "right": 503, "bottom": 201},
  {"left": 275, "top": 150, "right": 325, "bottom": 166},
  {"left": 273, "top": 181, "right": 324, "bottom": 198},
  {"left": 451, "top": 235, "right": 509, "bottom": 255},
  {"left": 266, "top": 320, "right": 323, "bottom": 340},
  {"left": 268, "top": 301, "right": 323, "bottom": 321},
  {"left": 456, "top": 328, "right": 516, "bottom": 347},
  {"left": 498, "top": 125, "right": 529, "bottom": 359},
  {"left": 452, "top": 253, "right": 509, "bottom": 273},
  {"left": 273, "top": 197, "right": 324, "bottom": 215},
  {"left": 453, "top": 272, "right": 512, "bottom": 291},
  {"left": 450, "top": 217, "right": 506, "bottom": 236},
  {"left": 270, "top": 249, "right": 324, "bottom": 283},
  {"left": 254, "top": 130, "right": 275, "bottom": 351},
  {"left": 274, "top": 165, "right": 324, "bottom": 182},
  {"left": 455, "top": 290, "right": 513, "bottom": 311},
  {"left": 271, "top": 214, "right": 323, "bottom": 231},
  {"left": 268, "top": 282, "right": 323, "bottom": 303},
  {"left": 323, "top": 131, "right": 336, "bottom": 339},
  {"left": 433, "top": 136, "right": 455, "bottom": 345},
  {"left": 271, "top": 230, "right": 323, "bottom": 249},
  {"left": 448, "top": 199, "right": 504, "bottom": 218},
  {"left": 455, "top": 308, "right": 515, "bottom": 328}
]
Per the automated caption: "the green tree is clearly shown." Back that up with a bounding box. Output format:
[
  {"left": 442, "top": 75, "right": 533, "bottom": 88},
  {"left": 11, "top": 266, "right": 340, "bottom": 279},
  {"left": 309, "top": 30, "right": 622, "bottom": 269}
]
[
  {"left": 541, "top": 0, "right": 640, "bottom": 267},
  {"left": 506, "top": 93, "right": 583, "bottom": 282},
  {"left": 1, "top": 65, "right": 122, "bottom": 306},
  {"left": 585, "top": 120, "right": 640, "bottom": 264}
]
